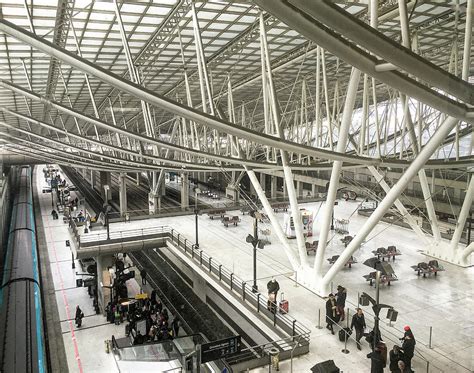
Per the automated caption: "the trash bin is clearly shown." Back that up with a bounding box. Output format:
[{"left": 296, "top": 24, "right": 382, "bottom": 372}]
[{"left": 268, "top": 347, "right": 280, "bottom": 372}]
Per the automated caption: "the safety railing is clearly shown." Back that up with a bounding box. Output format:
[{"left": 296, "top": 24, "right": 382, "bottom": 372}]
[
  {"left": 168, "top": 229, "right": 311, "bottom": 347},
  {"left": 72, "top": 224, "right": 311, "bottom": 351},
  {"left": 79, "top": 225, "right": 171, "bottom": 245}
]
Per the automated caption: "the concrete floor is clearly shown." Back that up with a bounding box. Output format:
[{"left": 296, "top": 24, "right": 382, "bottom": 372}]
[
  {"left": 39, "top": 168, "right": 474, "bottom": 372},
  {"left": 102, "top": 200, "right": 473, "bottom": 373}
]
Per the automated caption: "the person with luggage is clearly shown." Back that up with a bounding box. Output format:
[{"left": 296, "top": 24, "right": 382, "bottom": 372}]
[
  {"left": 336, "top": 285, "right": 347, "bottom": 321},
  {"left": 267, "top": 278, "right": 280, "bottom": 298},
  {"left": 389, "top": 345, "right": 405, "bottom": 372},
  {"left": 325, "top": 293, "right": 339, "bottom": 335},
  {"left": 351, "top": 308, "right": 366, "bottom": 350},
  {"left": 267, "top": 278, "right": 280, "bottom": 313},
  {"left": 75, "top": 305, "right": 84, "bottom": 327}
]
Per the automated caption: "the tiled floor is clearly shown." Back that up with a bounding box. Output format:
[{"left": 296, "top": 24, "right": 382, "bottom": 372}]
[{"left": 40, "top": 167, "right": 473, "bottom": 372}]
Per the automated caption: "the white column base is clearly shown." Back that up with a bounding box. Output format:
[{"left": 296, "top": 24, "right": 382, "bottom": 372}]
[{"left": 424, "top": 241, "right": 473, "bottom": 267}]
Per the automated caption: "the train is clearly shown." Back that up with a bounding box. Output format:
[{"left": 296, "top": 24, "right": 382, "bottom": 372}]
[{"left": 0, "top": 166, "right": 47, "bottom": 373}]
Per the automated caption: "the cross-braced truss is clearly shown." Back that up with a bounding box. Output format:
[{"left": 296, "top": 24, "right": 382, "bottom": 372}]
[{"left": 0, "top": 0, "right": 472, "bottom": 291}]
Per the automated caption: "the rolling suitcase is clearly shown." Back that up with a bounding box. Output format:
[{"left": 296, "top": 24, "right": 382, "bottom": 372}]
[
  {"left": 338, "top": 327, "right": 352, "bottom": 342},
  {"left": 279, "top": 293, "right": 289, "bottom": 314}
]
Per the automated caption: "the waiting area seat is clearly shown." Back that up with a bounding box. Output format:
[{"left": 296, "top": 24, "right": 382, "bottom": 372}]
[
  {"left": 411, "top": 260, "right": 445, "bottom": 277},
  {"left": 372, "top": 245, "right": 401, "bottom": 261},
  {"left": 327, "top": 255, "right": 357, "bottom": 268},
  {"left": 221, "top": 215, "right": 240, "bottom": 227},
  {"left": 207, "top": 209, "right": 226, "bottom": 219}
]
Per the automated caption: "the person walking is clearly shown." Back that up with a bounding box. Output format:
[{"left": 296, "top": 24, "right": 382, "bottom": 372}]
[
  {"left": 325, "top": 293, "right": 339, "bottom": 335},
  {"left": 75, "top": 305, "right": 84, "bottom": 327},
  {"left": 351, "top": 308, "right": 366, "bottom": 350},
  {"left": 140, "top": 268, "right": 147, "bottom": 285},
  {"left": 389, "top": 345, "right": 404, "bottom": 372},
  {"left": 171, "top": 316, "right": 180, "bottom": 338}
]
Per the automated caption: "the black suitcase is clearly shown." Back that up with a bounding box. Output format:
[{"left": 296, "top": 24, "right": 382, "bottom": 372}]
[
  {"left": 311, "top": 360, "right": 340, "bottom": 373},
  {"left": 338, "top": 327, "right": 352, "bottom": 342}
]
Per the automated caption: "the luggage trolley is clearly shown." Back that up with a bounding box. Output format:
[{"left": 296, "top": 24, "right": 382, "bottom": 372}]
[{"left": 334, "top": 218, "right": 349, "bottom": 234}]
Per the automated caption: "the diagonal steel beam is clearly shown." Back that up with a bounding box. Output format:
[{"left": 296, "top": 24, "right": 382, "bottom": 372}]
[
  {"left": 288, "top": 0, "right": 473, "bottom": 105},
  {"left": 3, "top": 17, "right": 469, "bottom": 169},
  {"left": 253, "top": 0, "right": 473, "bottom": 121}
]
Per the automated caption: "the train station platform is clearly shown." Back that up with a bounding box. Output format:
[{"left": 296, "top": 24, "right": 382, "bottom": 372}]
[{"left": 70, "top": 196, "right": 474, "bottom": 372}]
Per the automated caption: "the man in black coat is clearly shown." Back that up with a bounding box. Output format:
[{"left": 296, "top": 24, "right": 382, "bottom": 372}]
[
  {"left": 351, "top": 308, "right": 366, "bottom": 350},
  {"left": 336, "top": 285, "right": 347, "bottom": 321},
  {"left": 325, "top": 293, "right": 339, "bottom": 335},
  {"left": 140, "top": 268, "right": 147, "bottom": 285},
  {"left": 389, "top": 345, "right": 404, "bottom": 372},
  {"left": 367, "top": 347, "right": 385, "bottom": 373},
  {"left": 266, "top": 278, "right": 280, "bottom": 298},
  {"left": 401, "top": 334, "right": 415, "bottom": 370}
]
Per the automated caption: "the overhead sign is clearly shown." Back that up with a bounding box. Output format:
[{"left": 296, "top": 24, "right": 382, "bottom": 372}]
[{"left": 201, "top": 336, "right": 241, "bottom": 363}]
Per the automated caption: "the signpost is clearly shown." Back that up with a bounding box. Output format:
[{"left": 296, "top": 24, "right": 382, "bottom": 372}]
[{"left": 200, "top": 336, "right": 241, "bottom": 363}]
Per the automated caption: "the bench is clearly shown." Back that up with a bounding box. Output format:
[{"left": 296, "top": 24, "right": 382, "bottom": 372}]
[
  {"left": 305, "top": 241, "right": 318, "bottom": 254},
  {"left": 363, "top": 271, "right": 398, "bottom": 286},
  {"left": 221, "top": 216, "right": 240, "bottom": 227},
  {"left": 372, "top": 246, "right": 401, "bottom": 261},
  {"left": 208, "top": 209, "right": 226, "bottom": 219},
  {"left": 327, "top": 255, "right": 357, "bottom": 268},
  {"left": 271, "top": 203, "right": 289, "bottom": 212},
  {"left": 240, "top": 206, "right": 252, "bottom": 215}
]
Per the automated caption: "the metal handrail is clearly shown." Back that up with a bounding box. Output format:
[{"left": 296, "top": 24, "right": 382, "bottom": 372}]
[
  {"left": 169, "top": 230, "right": 311, "bottom": 342},
  {"left": 76, "top": 224, "right": 311, "bottom": 343}
]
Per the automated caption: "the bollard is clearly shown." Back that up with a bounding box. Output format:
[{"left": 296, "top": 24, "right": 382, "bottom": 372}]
[
  {"left": 71, "top": 252, "right": 75, "bottom": 269},
  {"left": 429, "top": 326, "right": 433, "bottom": 349},
  {"left": 341, "top": 329, "right": 350, "bottom": 354},
  {"left": 426, "top": 360, "right": 430, "bottom": 373},
  {"left": 346, "top": 307, "right": 350, "bottom": 328},
  {"left": 316, "top": 309, "right": 323, "bottom": 329}
]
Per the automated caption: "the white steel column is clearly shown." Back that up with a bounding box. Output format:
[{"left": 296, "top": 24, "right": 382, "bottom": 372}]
[
  {"left": 181, "top": 173, "right": 189, "bottom": 210},
  {"left": 313, "top": 67, "right": 361, "bottom": 279},
  {"left": 451, "top": 176, "right": 474, "bottom": 263},
  {"left": 398, "top": 0, "right": 441, "bottom": 241},
  {"left": 368, "top": 166, "right": 429, "bottom": 245},
  {"left": 260, "top": 13, "right": 308, "bottom": 266},
  {"left": 246, "top": 168, "right": 300, "bottom": 270},
  {"left": 118, "top": 172, "right": 127, "bottom": 217},
  {"left": 451, "top": 0, "right": 473, "bottom": 265},
  {"left": 270, "top": 175, "right": 278, "bottom": 199},
  {"left": 319, "top": 116, "right": 459, "bottom": 294}
]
